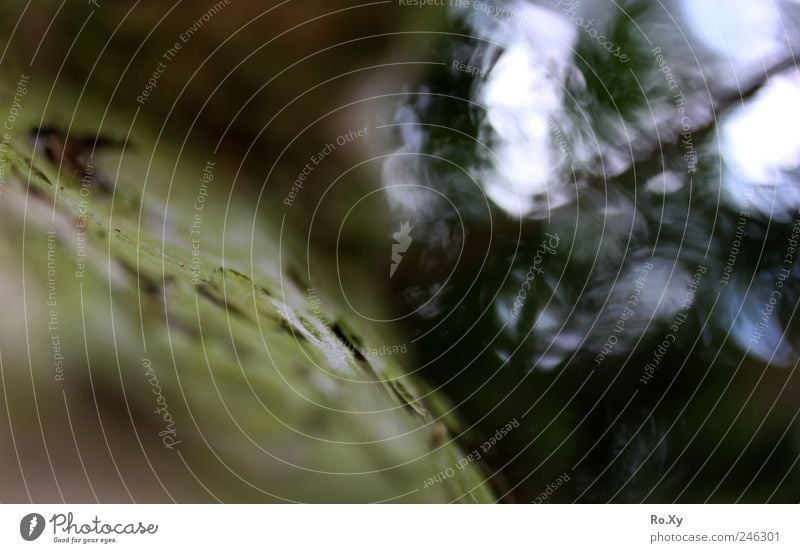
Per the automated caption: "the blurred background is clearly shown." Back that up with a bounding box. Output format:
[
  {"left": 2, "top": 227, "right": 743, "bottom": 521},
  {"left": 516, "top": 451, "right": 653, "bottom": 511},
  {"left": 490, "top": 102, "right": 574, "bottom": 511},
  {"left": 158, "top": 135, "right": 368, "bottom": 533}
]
[{"left": 1, "top": 0, "right": 800, "bottom": 503}]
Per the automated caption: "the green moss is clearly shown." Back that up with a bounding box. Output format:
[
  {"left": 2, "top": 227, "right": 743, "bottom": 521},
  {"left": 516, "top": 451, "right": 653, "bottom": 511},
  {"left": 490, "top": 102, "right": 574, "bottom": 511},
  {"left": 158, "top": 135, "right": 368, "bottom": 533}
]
[{"left": 0, "top": 90, "right": 495, "bottom": 502}]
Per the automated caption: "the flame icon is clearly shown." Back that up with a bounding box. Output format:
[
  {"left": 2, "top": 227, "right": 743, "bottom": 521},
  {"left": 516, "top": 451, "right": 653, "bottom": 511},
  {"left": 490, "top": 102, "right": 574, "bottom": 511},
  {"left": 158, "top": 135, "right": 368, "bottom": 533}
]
[
  {"left": 390, "top": 221, "right": 413, "bottom": 278},
  {"left": 19, "top": 513, "right": 45, "bottom": 541}
]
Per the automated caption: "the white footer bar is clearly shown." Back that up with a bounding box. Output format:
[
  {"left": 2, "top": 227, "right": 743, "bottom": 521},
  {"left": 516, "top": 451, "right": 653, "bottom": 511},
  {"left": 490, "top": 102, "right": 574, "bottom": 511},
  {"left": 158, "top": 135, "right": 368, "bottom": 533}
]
[{"left": 1, "top": 505, "right": 798, "bottom": 552}]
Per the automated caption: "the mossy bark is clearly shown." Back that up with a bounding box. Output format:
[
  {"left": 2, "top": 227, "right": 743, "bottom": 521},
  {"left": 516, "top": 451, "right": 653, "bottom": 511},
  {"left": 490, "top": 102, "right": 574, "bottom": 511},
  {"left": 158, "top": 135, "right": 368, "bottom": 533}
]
[{"left": 0, "top": 81, "right": 494, "bottom": 503}]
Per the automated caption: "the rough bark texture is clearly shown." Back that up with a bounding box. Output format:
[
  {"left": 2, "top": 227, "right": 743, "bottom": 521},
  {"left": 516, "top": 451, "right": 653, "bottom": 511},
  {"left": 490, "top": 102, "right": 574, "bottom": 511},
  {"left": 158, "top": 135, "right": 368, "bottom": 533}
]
[{"left": 0, "top": 81, "right": 494, "bottom": 502}]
